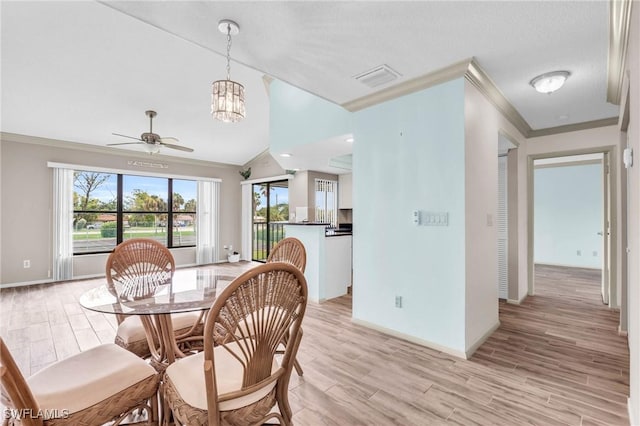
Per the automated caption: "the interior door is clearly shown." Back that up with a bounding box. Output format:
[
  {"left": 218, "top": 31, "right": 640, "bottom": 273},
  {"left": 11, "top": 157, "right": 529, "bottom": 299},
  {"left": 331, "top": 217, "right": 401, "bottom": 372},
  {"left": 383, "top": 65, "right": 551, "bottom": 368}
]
[{"left": 498, "top": 155, "right": 508, "bottom": 299}]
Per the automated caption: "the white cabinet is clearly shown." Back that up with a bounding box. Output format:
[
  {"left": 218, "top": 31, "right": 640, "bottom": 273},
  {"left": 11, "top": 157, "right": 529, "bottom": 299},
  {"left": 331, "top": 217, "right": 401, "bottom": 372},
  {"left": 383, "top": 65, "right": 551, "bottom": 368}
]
[
  {"left": 325, "top": 236, "right": 352, "bottom": 300},
  {"left": 338, "top": 173, "right": 352, "bottom": 209}
]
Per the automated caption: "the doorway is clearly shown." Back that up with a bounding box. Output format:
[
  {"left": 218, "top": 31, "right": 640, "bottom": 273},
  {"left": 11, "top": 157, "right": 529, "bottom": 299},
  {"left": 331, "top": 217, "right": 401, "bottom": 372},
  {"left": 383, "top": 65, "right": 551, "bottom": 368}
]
[
  {"left": 528, "top": 150, "right": 616, "bottom": 309},
  {"left": 252, "top": 180, "right": 289, "bottom": 261}
]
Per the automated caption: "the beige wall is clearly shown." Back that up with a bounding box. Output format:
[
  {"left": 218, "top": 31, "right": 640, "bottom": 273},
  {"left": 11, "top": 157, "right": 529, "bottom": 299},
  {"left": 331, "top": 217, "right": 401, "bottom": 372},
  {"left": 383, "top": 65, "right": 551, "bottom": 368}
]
[
  {"left": 242, "top": 150, "right": 285, "bottom": 181},
  {"left": 289, "top": 171, "right": 309, "bottom": 222},
  {"left": 0, "top": 134, "right": 242, "bottom": 286},
  {"left": 463, "top": 80, "right": 527, "bottom": 351}
]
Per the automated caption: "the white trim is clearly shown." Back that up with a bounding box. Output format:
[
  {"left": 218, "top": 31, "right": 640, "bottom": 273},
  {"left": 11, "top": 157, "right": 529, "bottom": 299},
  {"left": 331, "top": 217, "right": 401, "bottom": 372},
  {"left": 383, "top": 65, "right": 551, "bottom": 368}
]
[
  {"left": 0, "top": 278, "right": 54, "bottom": 289},
  {"left": 240, "top": 174, "right": 293, "bottom": 185},
  {"left": 507, "top": 292, "right": 528, "bottom": 305},
  {"left": 629, "top": 398, "right": 638, "bottom": 426},
  {"left": 47, "top": 161, "right": 222, "bottom": 182},
  {"left": 240, "top": 184, "right": 253, "bottom": 261},
  {"left": 465, "top": 321, "right": 500, "bottom": 358},
  {"left": 351, "top": 318, "right": 467, "bottom": 359}
]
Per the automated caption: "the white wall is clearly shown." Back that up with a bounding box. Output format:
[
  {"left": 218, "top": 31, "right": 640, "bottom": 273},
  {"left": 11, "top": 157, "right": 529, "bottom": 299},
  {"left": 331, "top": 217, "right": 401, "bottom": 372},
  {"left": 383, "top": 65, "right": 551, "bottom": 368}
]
[
  {"left": 269, "top": 80, "right": 352, "bottom": 155},
  {"left": 352, "top": 79, "right": 468, "bottom": 355},
  {"left": 623, "top": 2, "right": 640, "bottom": 423},
  {"left": 463, "top": 80, "right": 500, "bottom": 350},
  {"left": 534, "top": 163, "right": 603, "bottom": 269}
]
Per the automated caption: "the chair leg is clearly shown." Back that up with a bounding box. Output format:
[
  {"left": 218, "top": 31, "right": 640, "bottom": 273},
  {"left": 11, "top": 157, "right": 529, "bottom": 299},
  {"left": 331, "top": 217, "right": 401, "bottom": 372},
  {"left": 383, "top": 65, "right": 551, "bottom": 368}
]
[{"left": 293, "top": 358, "right": 304, "bottom": 376}]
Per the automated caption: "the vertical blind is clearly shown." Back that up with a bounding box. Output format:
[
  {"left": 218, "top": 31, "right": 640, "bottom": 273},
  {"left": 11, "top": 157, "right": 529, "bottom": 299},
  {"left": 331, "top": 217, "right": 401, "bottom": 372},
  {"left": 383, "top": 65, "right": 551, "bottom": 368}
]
[
  {"left": 315, "top": 179, "right": 337, "bottom": 227},
  {"left": 53, "top": 167, "right": 74, "bottom": 281},
  {"left": 196, "top": 180, "right": 220, "bottom": 265},
  {"left": 497, "top": 156, "right": 508, "bottom": 299}
]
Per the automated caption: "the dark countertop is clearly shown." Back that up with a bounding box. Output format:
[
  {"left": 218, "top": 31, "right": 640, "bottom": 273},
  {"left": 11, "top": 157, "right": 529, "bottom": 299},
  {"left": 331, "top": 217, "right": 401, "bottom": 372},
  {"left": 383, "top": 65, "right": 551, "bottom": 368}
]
[
  {"left": 284, "top": 222, "right": 330, "bottom": 226},
  {"left": 325, "top": 230, "right": 352, "bottom": 237}
]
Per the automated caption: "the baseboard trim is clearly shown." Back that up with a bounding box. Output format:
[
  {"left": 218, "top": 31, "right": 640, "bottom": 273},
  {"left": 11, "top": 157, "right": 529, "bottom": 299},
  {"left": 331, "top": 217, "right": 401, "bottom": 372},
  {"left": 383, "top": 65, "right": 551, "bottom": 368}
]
[
  {"left": 465, "top": 321, "right": 500, "bottom": 359},
  {"left": 507, "top": 292, "right": 528, "bottom": 305},
  {"left": 618, "top": 325, "right": 628, "bottom": 337},
  {"left": 351, "top": 318, "right": 467, "bottom": 359},
  {"left": 0, "top": 278, "right": 54, "bottom": 289},
  {"left": 628, "top": 398, "right": 637, "bottom": 426}
]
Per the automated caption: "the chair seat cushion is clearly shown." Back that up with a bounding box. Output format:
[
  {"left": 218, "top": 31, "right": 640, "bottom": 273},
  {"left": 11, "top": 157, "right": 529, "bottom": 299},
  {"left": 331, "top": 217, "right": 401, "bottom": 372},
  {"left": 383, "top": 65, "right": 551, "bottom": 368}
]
[
  {"left": 118, "top": 311, "right": 203, "bottom": 343},
  {"left": 165, "top": 341, "right": 278, "bottom": 412},
  {"left": 27, "top": 343, "right": 156, "bottom": 417}
]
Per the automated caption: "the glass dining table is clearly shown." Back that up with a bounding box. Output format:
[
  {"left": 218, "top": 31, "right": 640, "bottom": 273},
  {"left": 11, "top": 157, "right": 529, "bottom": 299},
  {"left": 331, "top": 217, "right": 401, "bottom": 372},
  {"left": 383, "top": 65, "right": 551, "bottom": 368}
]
[{"left": 79, "top": 269, "right": 237, "bottom": 369}]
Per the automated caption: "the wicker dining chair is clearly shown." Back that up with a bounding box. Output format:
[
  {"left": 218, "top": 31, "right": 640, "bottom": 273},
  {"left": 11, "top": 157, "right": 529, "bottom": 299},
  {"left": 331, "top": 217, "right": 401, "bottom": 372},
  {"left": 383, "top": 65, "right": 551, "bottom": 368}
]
[
  {"left": 266, "top": 237, "right": 307, "bottom": 272},
  {"left": 106, "top": 238, "right": 205, "bottom": 359},
  {"left": 162, "top": 262, "right": 307, "bottom": 426},
  {"left": 0, "top": 338, "right": 159, "bottom": 426},
  {"left": 267, "top": 237, "right": 306, "bottom": 376}
]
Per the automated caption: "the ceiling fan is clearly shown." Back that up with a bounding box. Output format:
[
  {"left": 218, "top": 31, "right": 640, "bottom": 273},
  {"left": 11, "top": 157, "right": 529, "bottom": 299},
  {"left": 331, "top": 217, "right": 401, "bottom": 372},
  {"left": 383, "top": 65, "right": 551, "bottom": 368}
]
[{"left": 108, "top": 110, "right": 193, "bottom": 153}]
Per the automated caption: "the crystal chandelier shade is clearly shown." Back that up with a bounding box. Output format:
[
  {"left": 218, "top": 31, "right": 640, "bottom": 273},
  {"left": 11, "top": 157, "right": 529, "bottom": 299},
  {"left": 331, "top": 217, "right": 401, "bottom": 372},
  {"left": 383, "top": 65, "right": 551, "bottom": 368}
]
[{"left": 211, "top": 20, "right": 245, "bottom": 122}]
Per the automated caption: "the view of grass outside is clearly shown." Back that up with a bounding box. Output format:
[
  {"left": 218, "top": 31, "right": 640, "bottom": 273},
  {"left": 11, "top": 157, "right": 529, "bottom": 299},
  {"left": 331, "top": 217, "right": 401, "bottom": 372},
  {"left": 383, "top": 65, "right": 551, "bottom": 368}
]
[{"left": 73, "top": 171, "right": 197, "bottom": 254}]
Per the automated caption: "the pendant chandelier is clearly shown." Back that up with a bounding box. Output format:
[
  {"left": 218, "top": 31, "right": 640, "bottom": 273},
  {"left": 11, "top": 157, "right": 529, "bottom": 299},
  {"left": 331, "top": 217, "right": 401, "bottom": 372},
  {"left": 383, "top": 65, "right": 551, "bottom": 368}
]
[{"left": 211, "top": 19, "right": 245, "bottom": 123}]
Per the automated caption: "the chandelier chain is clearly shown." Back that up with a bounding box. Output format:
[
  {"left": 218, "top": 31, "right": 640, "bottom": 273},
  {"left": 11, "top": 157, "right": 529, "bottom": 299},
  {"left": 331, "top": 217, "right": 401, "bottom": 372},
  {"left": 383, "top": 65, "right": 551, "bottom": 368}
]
[{"left": 226, "top": 24, "right": 232, "bottom": 80}]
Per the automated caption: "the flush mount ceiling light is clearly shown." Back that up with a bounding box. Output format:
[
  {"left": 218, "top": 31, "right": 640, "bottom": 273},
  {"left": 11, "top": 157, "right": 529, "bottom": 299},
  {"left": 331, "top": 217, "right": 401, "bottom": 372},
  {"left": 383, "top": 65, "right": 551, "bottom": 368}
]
[
  {"left": 529, "top": 71, "right": 571, "bottom": 94},
  {"left": 280, "top": 153, "right": 292, "bottom": 158},
  {"left": 211, "top": 19, "right": 245, "bottom": 123}
]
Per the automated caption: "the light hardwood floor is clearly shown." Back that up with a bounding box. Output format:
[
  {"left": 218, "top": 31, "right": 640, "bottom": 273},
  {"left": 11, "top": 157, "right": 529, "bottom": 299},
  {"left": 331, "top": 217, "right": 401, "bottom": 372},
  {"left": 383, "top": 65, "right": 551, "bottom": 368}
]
[{"left": 0, "top": 263, "right": 630, "bottom": 425}]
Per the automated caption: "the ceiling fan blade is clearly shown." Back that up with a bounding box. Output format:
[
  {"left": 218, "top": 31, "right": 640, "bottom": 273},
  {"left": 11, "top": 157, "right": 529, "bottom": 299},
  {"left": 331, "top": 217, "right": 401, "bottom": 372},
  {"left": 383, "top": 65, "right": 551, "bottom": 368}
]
[
  {"left": 112, "top": 133, "right": 143, "bottom": 141},
  {"left": 107, "top": 142, "right": 144, "bottom": 147},
  {"left": 160, "top": 142, "right": 194, "bottom": 152},
  {"left": 160, "top": 137, "right": 179, "bottom": 143}
]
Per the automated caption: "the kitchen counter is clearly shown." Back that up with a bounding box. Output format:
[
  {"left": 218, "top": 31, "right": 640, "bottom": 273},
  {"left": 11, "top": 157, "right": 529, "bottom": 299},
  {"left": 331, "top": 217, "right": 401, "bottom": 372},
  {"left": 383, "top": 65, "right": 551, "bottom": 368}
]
[{"left": 283, "top": 223, "right": 352, "bottom": 302}]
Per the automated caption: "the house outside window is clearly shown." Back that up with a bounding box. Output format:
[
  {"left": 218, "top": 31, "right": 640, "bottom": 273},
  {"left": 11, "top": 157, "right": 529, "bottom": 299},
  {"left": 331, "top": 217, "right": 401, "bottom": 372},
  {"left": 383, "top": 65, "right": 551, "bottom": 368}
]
[{"left": 72, "top": 170, "right": 196, "bottom": 254}]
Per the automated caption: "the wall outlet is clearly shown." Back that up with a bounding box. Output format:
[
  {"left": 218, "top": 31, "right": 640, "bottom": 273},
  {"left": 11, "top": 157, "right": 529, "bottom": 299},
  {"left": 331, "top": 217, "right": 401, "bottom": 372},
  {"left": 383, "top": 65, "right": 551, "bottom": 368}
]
[
  {"left": 23, "top": 259, "right": 30, "bottom": 268},
  {"left": 223, "top": 245, "right": 228, "bottom": 250},
  {"left": 577, "top": 250, "right": 582, "bottom": 256},
  {"left": 395, "top": 296, "right": 402, "bottom": 308}
]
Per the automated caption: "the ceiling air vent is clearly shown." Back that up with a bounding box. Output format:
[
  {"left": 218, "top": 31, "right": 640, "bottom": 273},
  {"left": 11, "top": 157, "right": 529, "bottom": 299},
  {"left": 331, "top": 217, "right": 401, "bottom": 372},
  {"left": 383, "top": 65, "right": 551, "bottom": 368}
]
[{"left": 353, "top": 65, "right": 401, "bottom": 88}]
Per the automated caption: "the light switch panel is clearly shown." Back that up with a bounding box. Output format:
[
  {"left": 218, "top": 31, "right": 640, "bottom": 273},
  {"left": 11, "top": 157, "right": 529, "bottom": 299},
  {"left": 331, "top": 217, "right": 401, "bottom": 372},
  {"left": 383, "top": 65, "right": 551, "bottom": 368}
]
[{"left": 424, "top": 211, "right": 448, "bottom": 226}]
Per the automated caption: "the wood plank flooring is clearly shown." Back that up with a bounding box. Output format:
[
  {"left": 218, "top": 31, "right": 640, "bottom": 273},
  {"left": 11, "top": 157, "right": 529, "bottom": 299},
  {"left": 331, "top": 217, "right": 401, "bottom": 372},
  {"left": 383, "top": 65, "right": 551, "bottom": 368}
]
[{"left": 0, "top": 263, "right": 630, "bottom": 425}]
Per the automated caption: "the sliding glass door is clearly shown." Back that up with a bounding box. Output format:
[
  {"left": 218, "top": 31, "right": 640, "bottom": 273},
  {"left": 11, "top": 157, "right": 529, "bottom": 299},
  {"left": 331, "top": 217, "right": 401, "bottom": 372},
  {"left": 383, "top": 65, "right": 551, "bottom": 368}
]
[{"left": 252, "top": 180, "right": 288, "bottom": 261}]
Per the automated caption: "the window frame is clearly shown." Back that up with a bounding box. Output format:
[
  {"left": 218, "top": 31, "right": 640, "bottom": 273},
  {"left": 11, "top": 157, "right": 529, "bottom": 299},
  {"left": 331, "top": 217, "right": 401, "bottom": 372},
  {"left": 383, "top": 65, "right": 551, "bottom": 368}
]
[{"left": 72, "top": 171, "right": 197, "bottom": 255}]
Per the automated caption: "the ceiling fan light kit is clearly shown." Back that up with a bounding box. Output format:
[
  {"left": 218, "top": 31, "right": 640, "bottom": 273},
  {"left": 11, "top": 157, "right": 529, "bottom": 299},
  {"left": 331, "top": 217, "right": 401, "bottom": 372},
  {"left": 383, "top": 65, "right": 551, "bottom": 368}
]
[
  {"left": 108, "top": 110, "right": 193, "bottom": 153},
  {"left": 529, "top": 70, "right": 570, "bottom": 94},
  {"left": 212, "top": 19, "right": 245, "bottom": 123}
]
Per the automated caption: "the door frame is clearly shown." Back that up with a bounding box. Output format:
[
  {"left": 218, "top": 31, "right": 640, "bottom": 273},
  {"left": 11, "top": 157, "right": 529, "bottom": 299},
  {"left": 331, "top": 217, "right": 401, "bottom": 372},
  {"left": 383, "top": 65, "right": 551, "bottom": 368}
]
[{"left": 527, "top": 145, "right": 618, "bottom": 308}]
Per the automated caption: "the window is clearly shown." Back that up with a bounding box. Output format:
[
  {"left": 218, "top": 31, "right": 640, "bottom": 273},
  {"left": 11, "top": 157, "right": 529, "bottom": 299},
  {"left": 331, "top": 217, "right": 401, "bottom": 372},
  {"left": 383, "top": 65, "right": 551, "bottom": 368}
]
[
  {"left": 251, "top": 180, "right": 288, "bottom": 261},
  {"left": 315, "top": 178, "right": 337, "bottom": 227},
  {"left": 72, "top": 171, "right": 197, "bottom": 254}
]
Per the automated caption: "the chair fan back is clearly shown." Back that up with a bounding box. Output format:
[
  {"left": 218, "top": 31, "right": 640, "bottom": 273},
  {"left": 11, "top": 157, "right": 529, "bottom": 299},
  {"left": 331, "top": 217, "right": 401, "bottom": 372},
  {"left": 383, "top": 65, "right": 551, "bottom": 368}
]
[
  {"left": 0, "top": 338, "right": 41, "bottom": 426},
  {"left": 267, "top": 237, "right": 307, "bottom": 273},
  {"left": 203, "top": 262, "right": 307, "bottom": 400},
  {"left": 106, "top": 238, "right": 175, "bottom": 300}
]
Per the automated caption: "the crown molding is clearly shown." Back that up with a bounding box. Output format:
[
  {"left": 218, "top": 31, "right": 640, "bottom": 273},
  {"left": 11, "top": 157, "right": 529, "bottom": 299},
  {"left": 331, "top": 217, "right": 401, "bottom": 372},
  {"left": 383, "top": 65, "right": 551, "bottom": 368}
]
[
  {"left": 607, "top": 0, "right": 633, "bottom": 105},
  {"left": 341, "top": 58, "right": 472, "bottom": 112},
  {"left": 527, "top": 117, "right": 619, "bottom": 139},
  {"left": 0, "top": 132, "right": 237, "bottom": 169},
  {"left": 465, "top": 59, "right": 532, "bottom": 138}
]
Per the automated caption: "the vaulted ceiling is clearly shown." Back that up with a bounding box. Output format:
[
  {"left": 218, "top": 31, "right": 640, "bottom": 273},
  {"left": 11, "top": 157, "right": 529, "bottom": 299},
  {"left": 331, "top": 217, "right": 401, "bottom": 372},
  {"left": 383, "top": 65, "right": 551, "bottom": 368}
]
[{"left": 1, "top": 1, "right": 619, "bottom": 165}]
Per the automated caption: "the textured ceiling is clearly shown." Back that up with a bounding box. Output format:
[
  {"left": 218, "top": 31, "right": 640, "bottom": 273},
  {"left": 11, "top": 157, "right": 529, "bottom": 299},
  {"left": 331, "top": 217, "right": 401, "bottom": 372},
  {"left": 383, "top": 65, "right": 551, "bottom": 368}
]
[{"left": 1, "top": 1, "right": 620, "bottom": 166}]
